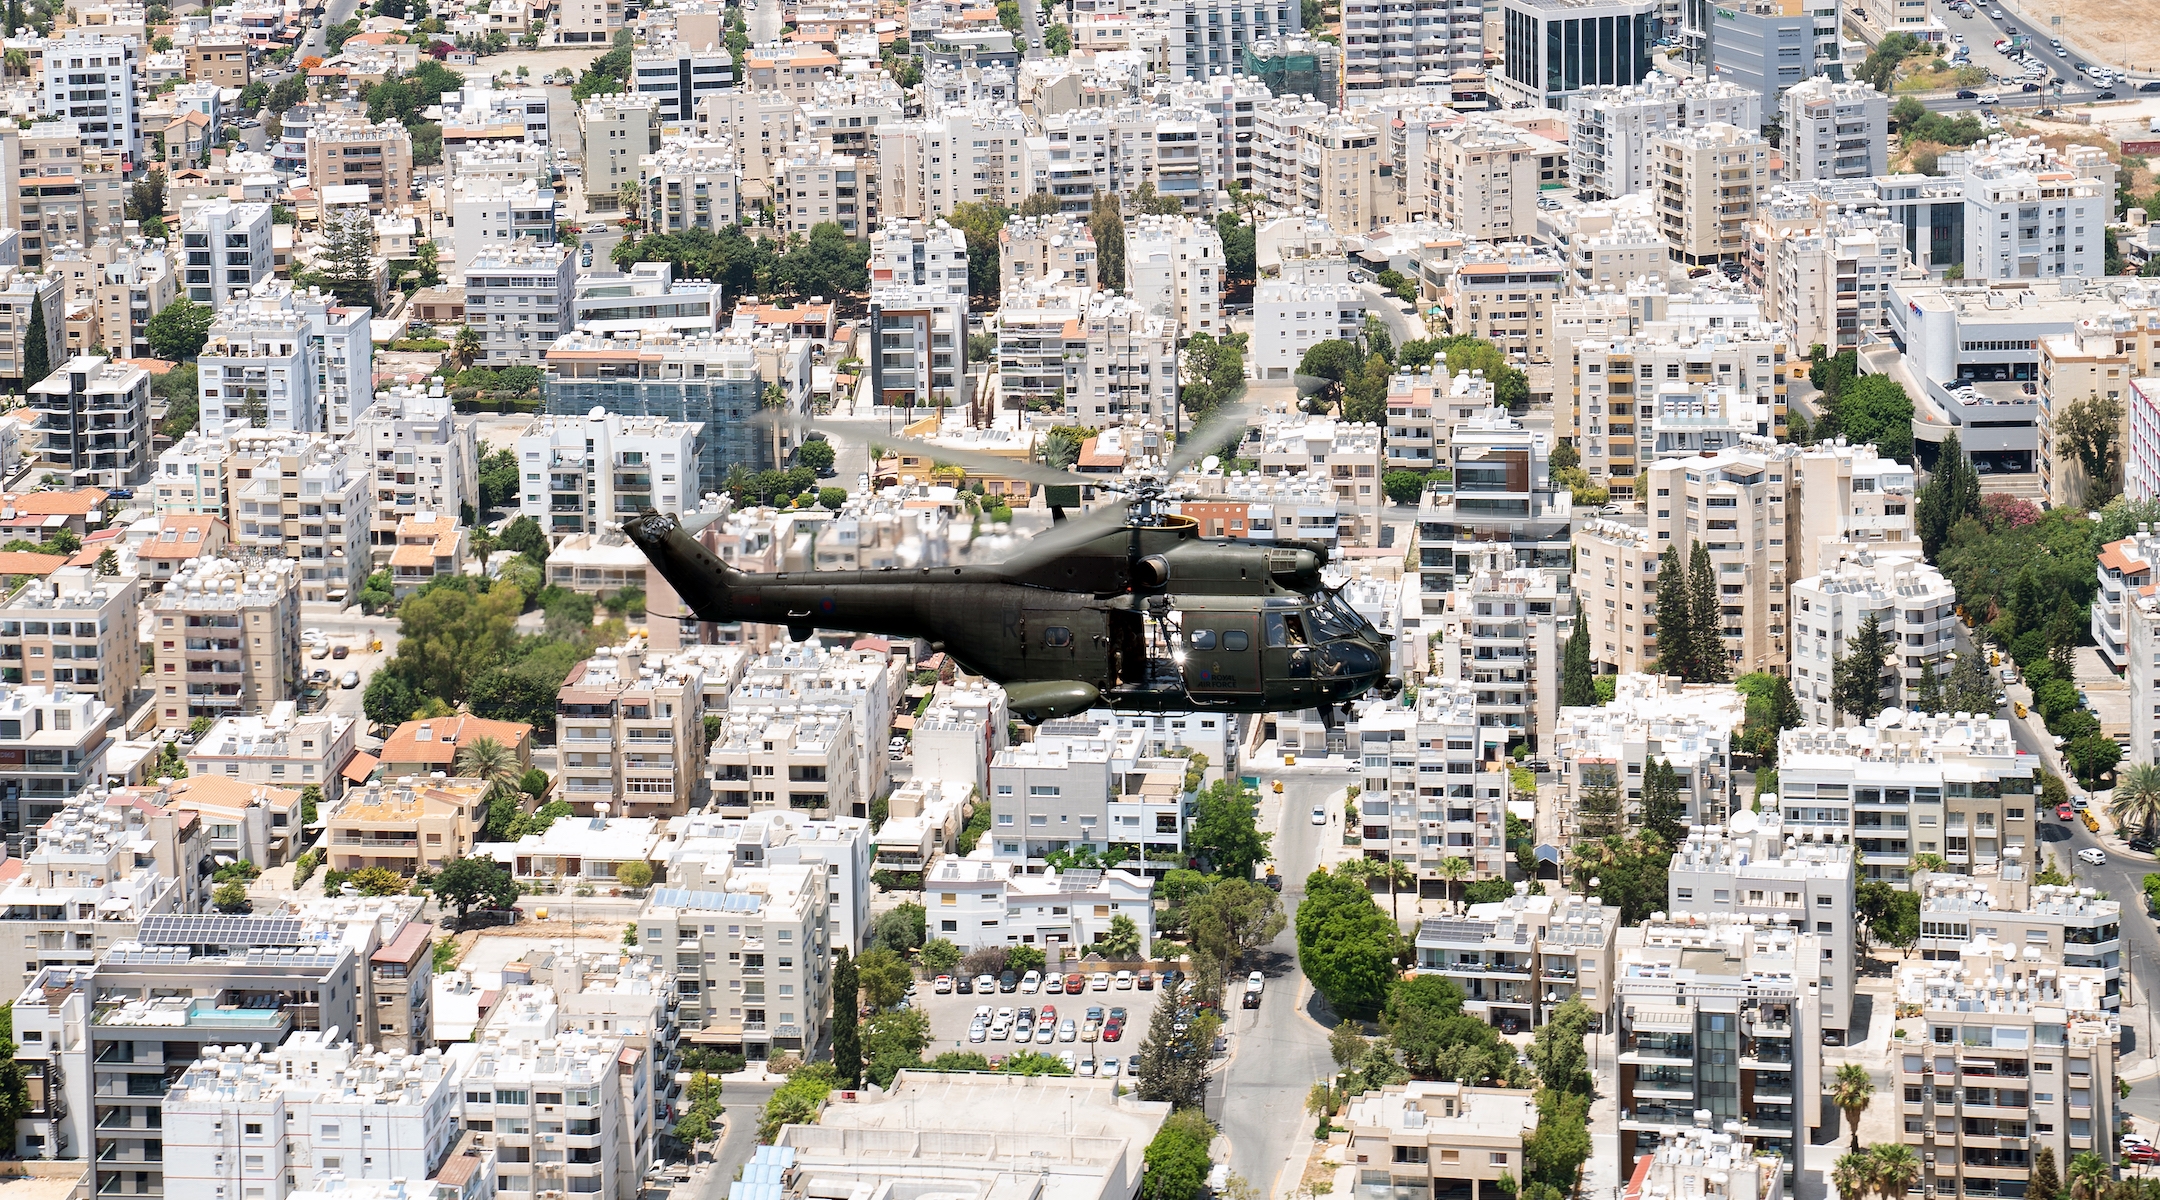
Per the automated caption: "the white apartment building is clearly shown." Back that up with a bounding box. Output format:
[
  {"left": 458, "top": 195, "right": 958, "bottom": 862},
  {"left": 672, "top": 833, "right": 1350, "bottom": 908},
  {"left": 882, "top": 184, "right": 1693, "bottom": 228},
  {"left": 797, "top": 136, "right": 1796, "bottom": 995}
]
[
  {"left": 2120, "top": 583, "right": 2160, "bottom": 767},
  {"left": 1254, "top": 262, "right": 1365, "bottom": 381},
  {"left": 517, "top": 409, "right": 702, "bottom": 542},
  {"left": 923, "top": 855, "right": 1156, "bottom": 957},
  {"left": 163, "top": 1034, "right": 474, "bottom": 1200},
  {"left": 999, "top": 213, "right": 1096, "bottom": 293},
  {"left": 1570, "top": 446, "right": 1800, "bottom": 677},
  {"left": 464, "top": 243, "right": 575, "bottom": 367},
  {"left": 1413, "top": 888, "right": 1620, "bottom": 1027},
  {"left": 1916, "top": 874, "right": 2123, "bottom": 1010},
  {"left": 1409, "top": 396, "right": 1576, "bottom": 618},
  {"left": 1767, "top": 202, "right": 1907, "bottom": 357},
  {"left": 1351, "top": 681, "right": 1511, "bottom": 887},
  {"left": 0, "top": 563, "right": 141, "bottom": 716},
  {"left": 0, "top": 684, "right": 118, "bottom": 830},
  {"left": 41, "top": 32, "right": 138, "bottom": 157},
  {"left": 1340, "top": 0, "right": 1484, "bottom": 89},
  {"left": 633, "top": 44, "right": 734, "bottom": 135},
  {"left": 1429, "top": 122, "right": 1541, "bottom": 247},
  {"left": 184, "top": 703, "right": 358, "bottom": 803},
  {"left": 1958, "top": 136, "right": 2110, "bottom": 283},
  {"left": 1667, "top": 811, "right": 1855, "bottom": 1036},
  {"left": 1429, "top": 566, "right": 1570, "bottom": 756},
  {"left": 446, "top": 178, "right": 556, "bottom": 275},
  {"left": 2097, "top": 526, "right": 2160, "bottom": 675},
  {"left": 709, "top": 706, "right": 865, "bottom": 820},
  {"left": 1551, "top": 673, "right": 1745, "bottom": 833},
  {"left": 639, "top": 138, "right": 741, "bottom": 234},
  {"left": 776, "top": 143, "right": 868, "bottom": 239},
  {"left": 573, "top": 263, "right": 723, "bottom": 339},
  {"left": 1149, "top": 0, "right": 1299, "bottom": 79},
  {"left": 27, "top": 354, "right": 152, "bottom": 490},
  {"left": 639, "top": 866, "right": 830, "bottom": 1059},
  {"left": 986, "top": 716, "right": 1192, "bottom": 869},
  {"left": 1567, "top": 74, "right": 1764, "bottom": 202},
  {"left": 197, "top": 285, "right": 371, "bottom": 437},
  {"left": 455, "top": 1023, "right": 636, "bottom": 1196},
  {"left": 350, "top": 383, "right": 480, "bottom": 560},
  {"left": 1614, "top": 916, "right": 1822, "bottom": 1167},
  {"left": 660, "top": 809, "right": 873, "bottom": 951},
  {"left": 868, "top": 219, "right": 971, "bottom": 335},
  {"left": 1779, "top": 77, "right": 1889, "bottom": 182},
  {"left": 1778, "top": 712, "right": 2040, "bottom": 881},
  {"left": 1888, "top": 950, "right": 2117, "bottom": 1199},
  {"left": 1789, "top": 549, "right": 1958, "bottom": 727},
  {"left": 181, "top": 199, "right": 274, "bottom": 308},
  {"left": 219, "top": 429, "right": 373, "bottom": 604},
  {"left": 0, "top": 791, "right": 190, "bottom": 993},
  {"left": 1126, "top": 214, "right": 1223, "bottom": 338}
]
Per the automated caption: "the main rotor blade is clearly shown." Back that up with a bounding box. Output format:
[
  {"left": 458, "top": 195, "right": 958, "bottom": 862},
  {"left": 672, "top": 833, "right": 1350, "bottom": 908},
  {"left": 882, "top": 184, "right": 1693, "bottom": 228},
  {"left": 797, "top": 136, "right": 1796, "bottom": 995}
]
[
  {"left": 1167, "top": 392, "right": 1269, "bottom": 476},
  {"left": 774, "top": 413, "right": 1104, "bottom": 490}
]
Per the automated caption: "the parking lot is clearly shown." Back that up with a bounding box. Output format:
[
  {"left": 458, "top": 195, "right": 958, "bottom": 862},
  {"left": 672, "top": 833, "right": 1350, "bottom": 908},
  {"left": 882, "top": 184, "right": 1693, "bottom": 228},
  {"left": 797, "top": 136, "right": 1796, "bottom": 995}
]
[{"left": 913, "top": 969, "right": 1170, "bottom": 1078}]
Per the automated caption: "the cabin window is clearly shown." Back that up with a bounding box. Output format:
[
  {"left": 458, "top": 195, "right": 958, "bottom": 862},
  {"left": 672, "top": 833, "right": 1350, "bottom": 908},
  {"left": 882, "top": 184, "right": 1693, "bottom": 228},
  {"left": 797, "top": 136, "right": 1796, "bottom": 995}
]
[
  {"left": 1189, "top": 629, "right": 1217, "bottom": 650},
  {"left": 1044, "top": 626, "right": 1073, "bottom": 647},
  {"left": 1222, "top": 631, "right": 1250, "bottom": 651}
]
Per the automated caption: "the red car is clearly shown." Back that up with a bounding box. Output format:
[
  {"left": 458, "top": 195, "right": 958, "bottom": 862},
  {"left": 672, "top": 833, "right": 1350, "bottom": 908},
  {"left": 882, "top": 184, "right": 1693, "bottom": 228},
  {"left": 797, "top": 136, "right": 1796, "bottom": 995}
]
[
  {"left": 1103, "top": 1021, "right": 1123, "bottom": 1042},
  {"left": 2126, "top": 1147, "right": 2160, "bottom": 1166},
  {"left": 2058, "top": 804, "right": 2077, "bottom": 821},
  {"left": 1039, "top": 1005, "right": 1057, "bottom": 1023},
  {"left": 1064, "top": 972, "right": 1086, "bottom": 993}
]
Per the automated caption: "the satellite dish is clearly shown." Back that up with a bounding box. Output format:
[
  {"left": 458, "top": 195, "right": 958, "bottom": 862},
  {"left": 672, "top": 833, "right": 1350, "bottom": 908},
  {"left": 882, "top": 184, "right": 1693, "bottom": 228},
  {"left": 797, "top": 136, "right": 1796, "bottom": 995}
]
[
  {"left": 1202, "top": 455, "right": 1221, "bottom": 474},
  {"left": 1880, "top": 706, "right": 1905, "bottom": 727},
  {"left": 1728, "top": 809, "right": 1759, "bottom": 836}
]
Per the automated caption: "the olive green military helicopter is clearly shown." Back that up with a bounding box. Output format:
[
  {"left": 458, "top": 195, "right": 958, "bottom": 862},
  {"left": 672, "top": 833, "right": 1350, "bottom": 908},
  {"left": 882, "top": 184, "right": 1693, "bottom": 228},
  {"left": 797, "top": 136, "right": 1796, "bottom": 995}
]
[{"left": 624, "top": 400, "right": 1401, "bottom": 724}]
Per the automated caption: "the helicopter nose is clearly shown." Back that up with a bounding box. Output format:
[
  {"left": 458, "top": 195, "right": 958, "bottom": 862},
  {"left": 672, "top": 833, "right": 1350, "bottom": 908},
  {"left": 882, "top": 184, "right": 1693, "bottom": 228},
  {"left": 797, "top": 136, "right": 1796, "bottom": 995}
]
[{"left": 1319, "top": 639, "right": 1383, "bottom": 681}]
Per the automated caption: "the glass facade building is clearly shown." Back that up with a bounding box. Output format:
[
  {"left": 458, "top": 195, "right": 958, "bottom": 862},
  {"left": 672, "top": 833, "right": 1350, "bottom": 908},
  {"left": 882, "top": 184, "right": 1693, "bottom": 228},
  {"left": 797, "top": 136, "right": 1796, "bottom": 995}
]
[{"left": 1501, "top": 0, "right": 1660, "bottom": 108}]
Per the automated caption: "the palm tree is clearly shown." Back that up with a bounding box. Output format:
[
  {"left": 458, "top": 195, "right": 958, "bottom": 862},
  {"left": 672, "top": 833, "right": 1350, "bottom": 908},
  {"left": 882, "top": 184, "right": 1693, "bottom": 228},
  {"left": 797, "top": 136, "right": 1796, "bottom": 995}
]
[
  {"left": 1910, "top": 852, "right": 1949, "bottom": 875},
  {"left": 1832, "top": 1063, "right": 1874, "bottom": 1152},
  {"left": 2067, "top": 1152, "right": 2111, "bottom": 1200},
  {"left": 1868, "top": 1144, "right": 1920, "bottom": 1200},
  {"left": 453, "top": 736, "right": 522, "bottom": 792},
  {"left": 1832, "top": 1153, "right": 1875, "bottom": 1200},
  {"left": 1380, "top": 860, "right": 1415, "bottom": 924},
  {"left": 453, "top": 325, "right": 481, "bottom": 369},
  {"left": 1332, "top": 857, "right": 1380, "bottom": 892},
  {"left": 2110, "top": 762, "right": 2160, "bottom": 838},
  {"left": 1435, "top": 857, "right": 1467, "bottom": 917}
]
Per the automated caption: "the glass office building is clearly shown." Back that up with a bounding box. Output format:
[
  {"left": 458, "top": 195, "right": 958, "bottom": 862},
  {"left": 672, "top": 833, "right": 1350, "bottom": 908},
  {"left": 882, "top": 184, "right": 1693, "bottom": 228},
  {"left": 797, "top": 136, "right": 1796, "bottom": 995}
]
[{"left": 1500, "top": 0, "right": 1661, "bottom": 109}]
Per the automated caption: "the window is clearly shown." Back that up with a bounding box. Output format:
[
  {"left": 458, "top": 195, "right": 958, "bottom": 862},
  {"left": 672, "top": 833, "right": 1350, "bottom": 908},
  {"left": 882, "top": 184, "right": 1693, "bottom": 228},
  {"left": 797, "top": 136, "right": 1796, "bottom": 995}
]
[{"left": 1189, "top": 629, "right": 1217, "bottom": 650}]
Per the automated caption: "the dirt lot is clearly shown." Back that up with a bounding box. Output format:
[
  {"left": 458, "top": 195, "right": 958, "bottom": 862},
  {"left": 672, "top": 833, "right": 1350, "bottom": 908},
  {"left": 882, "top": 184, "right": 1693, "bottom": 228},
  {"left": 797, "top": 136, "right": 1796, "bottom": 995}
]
[{"left": 2006, "top": 0, "right": 2160, "bottom": 76}]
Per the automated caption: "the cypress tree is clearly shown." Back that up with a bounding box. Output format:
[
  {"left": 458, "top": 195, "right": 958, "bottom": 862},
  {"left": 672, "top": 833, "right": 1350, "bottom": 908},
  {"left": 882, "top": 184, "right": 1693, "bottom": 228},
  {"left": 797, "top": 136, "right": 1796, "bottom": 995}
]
[
  {"left": 1642, "top": 758, "right": 1687, "bottom": 845},
  {"left": 2029, "top": 1147, "right": 2060, "bottom": 1200},
  {"left": 1687, "top": 541, "right": 1728, "bottom": 683},
  {"left": 1652, "top": 543, "right": 1692, "bottom": 680},
  {"left": 1832, "top": 613, "right": 1893, "bottom": 725},
  {"left": 831, "top": 947, "right": 861, "bottom": 1088},
  {"left": 1912, "top": 655, "right": 1945, "bottom": 714},
  {"left": 21, "top": 294, "right": 48, "bottom": 390},
  {"left": 1560, "top": 606, "right": 1596, "bottom": 707}
]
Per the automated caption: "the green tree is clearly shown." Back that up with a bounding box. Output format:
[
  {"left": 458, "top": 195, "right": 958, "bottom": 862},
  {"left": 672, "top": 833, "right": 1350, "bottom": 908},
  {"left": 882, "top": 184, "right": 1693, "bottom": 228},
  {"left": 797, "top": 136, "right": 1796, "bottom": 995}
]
[
  {"left": 2057, "top": 392, "right": 2126, "bottom": 506},
  {"left": 1856, "top": 878, "right": 1920, "bottom": 954},
  {"left": 1832, "top": 1062, "right": 1874, "bottom": 1152},
  {"left": 1652, "top": 543, "right": 1693, "bottom": 680},
  {"left": 453, "top": 735, "right": 523, "bottom": 790},
  {"left": 430, "top": 856, "right": 517, "bottom": 919},
  {"left": 213, "top": 880, "right": 249, "bottom": 911},
  {"left": 1524, "top": 1089, "right": 1592, "bottom": 1195},
  {"left": 861, "top": 1008, "right": 932, "bottom": 1087},
  {"left": 349, "top": 866, "right": 410, "bottom": 897},
  {"left": 832, "top": 947, "right": 862, "bottom": 1087},
  {"left": 944, "top": 202, "right": 1010, "bottom": 304},
  {"left": 1575, "top": 762, "right": 1625, "bottom": 839},
  {"left": 0, "top": 1005, "right": 30, "bottom": 1148},
  {"left": 1295, "top": 866, "right": 1399, "bottom": 1016},
  {"left": 757, "top": 1063, "right": 837, "bottom": 1140},
  {"left": 2029, "top": 1148, "right": 2061, "bottom": 1200},
  {"left": 144, "top": 297, "right": 214, "bottom": 361},
  {"left": 362, "top": 671, "right": 416, "bottom": 728},
  {"left": 779, "top": 222, "right": 871, "bottom": 297},
  {"left": 1298, "top": 339, "right": 1365, "bottom": 387},
  {"left": 1528, "top": 998, "right": 1597, "bottom": 1095},
  {"left": 919, "top": 938, "right": 962, "bottom": 974},
  {"left": 797, "top": 439, "right": 835, "bottom": 474},
  {"left": 1185, "top": 877, "right": 1283, "bottom": 1000},
  {"left": 614, "top": 860, "right": 653, "bottom": 890},
  {"left": 1189, "top": 779, "right": 1272, "bottom": 878},
  {"left": 1832, "top": 613, "right": 1892, "bottom": 725},
  {"left": 1560, "top": 608, "right": 1595, "bottom": 707},
  {"left": 1098, "top": 913, "right": 1142, "bottom": 959},
  {"left": 1383, "top": 469, "right": 1429, "bottom": 505},
  {"left": 1431, "top": 337, "right": 1529, "bottom": 409},
  {"left": 1135, "top": 981, "right": 1209, "bottom": 1108},
  {"left": 1140, "top": 1117, "right": 1213, "bottom": 1200},
  {"left": 1216, "top": 210, "right": 1255, "bottom": 290},
  {"left": 855, "top": 947, "right": 912, "bottom": 1011},
  {"left": 1835, "top": 375, "right": 1916, "bottom": 462},
  {"left": 1640, "top": 758, "right": 1686, "bottom": 845},
  {"left": 1685, "top": 541, "right": 1727, "bottom": 683},
  {"left": 1090, "top": 190, "right": 1125, "bottom": 291},
  {"left": 307, "top": 206, "right": 380, "bottom": 309},
  {"left": 869, "top": 903, "right": 926, "bottom": 954}
]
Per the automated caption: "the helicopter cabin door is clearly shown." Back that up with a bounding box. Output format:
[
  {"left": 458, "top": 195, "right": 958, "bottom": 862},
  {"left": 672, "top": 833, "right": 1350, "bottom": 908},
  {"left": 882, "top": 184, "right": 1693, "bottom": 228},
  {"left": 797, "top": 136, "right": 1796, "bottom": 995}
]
[{"left": 1181, "top": 611, "right": 1262, "bottom": 698}]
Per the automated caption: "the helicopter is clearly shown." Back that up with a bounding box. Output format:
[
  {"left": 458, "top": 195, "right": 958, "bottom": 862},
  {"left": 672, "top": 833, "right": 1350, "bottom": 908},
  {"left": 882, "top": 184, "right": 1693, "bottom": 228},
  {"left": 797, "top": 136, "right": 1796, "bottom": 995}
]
[{"left": 623, "top": 400, "right": 1403, "bottom": 725}]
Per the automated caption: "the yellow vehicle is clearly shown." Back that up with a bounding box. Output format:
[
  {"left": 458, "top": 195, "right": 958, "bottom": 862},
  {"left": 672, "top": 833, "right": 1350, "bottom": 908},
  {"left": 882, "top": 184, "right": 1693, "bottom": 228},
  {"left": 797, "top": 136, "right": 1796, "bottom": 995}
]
[
  {"left": 2082, "top": 810, "right": 2100, "bottom": 833},
  {"left": 2014, "top": 701, "right": 2028, "bottom": 718},
  {"left": 1284, "top": 754, "right": 1296, "bottom": 766},
  {"left": 1272, "top": 779, "right": 1284, "bottom": 794}
]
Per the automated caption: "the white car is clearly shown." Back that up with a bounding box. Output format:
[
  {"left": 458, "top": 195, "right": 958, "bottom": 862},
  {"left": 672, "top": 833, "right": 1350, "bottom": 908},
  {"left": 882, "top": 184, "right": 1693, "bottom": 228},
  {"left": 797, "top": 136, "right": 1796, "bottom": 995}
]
[
  {"left": 1058, "top": 1019, "right": 1078, "bottom": 1042},
  {"left": 1020, "top": 970, "right": 1042, "bottom": 993},
  {"left": 1247, "top": 970, "right": 1265, "bottom": 993},
  {"left": 1089, "top": 972, "right": 1110, "bottom": 991},
  {"left": 973, "top": 1005, "right": 993, "bottom": 1022},
  {"left": 1099, "top": 1059, "right": 1121, "bottom": 1078},
  {"left": 1013, "top": 1024, "right": 1034, "bottom": 1044},
  {"left": 2077, "top": 847, "right": 2108, "bottom": 865},
  {"left": 1310, "top": 806, "right": 1327, "bottom": 825},
  {"left": 973, "top": 974, "right": 997, "bottom": 993},
  {"left": 1114, "top": 970, "right": 1134, "bottom": 990},
  {"left": 969, "top": 1023, "right": 987, "bottom": 1043},
  {"left": 1076, "top": 1059, "right": 1097, "bottom": 1077}
]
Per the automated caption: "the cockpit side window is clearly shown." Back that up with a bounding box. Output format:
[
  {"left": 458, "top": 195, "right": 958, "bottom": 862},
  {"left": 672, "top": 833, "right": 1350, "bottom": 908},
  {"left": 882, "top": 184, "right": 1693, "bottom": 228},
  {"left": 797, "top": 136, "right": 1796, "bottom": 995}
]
[{"left": 1189, "top": 629, "right": 1217, "bottom": 650}]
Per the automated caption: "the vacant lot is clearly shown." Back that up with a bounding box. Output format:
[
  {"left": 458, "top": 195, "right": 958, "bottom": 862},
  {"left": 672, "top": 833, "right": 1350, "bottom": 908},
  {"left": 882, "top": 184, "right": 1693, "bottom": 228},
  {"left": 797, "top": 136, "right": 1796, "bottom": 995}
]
[{"left": 2010, "top": 0, "right": 2160, "bottom": 75}]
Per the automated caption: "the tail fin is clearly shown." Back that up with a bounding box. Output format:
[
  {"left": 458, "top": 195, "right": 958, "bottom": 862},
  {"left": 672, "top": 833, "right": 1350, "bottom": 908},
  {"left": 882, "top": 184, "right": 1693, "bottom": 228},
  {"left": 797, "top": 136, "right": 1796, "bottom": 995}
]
[{"left": 624, "top": 509, "right": 741, "bottom": 624}]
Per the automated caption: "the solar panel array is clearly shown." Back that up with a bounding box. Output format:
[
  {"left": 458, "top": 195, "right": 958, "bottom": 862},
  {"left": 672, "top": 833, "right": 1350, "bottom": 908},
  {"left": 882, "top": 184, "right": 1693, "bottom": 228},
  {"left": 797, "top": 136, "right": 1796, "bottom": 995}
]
[
  {"left": 648, "top": 888, "right": 765, "bottom": 913},
  {"left": 137, "top": 915, "right": 309, "bottom": 947}
]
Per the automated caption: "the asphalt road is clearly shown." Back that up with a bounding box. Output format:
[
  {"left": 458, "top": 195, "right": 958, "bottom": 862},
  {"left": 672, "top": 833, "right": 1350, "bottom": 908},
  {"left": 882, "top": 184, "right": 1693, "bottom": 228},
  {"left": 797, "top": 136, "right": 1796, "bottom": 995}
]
[
  {"left": 1214, "top": 762, "right": 1358, "bottom": 1199},
  {"left": 1912, "top": 0, "right": 2137, "bottom": 112},
  {"left": 1019, "top": 0, "right": 1046, "bottom": 59},
  {"left": 691, "top": 1079, "right": 778, "bottom": 1200}
]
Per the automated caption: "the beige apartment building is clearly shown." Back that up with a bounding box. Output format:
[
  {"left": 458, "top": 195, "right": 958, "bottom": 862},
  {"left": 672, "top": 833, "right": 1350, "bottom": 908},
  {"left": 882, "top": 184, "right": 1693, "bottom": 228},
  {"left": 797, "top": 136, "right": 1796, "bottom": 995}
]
[
  {"left": 0, "top": 122, "right": 130, "bottom": 267},
  {"left": 579, "top": 95, "right": 661, "bottom": 213},
  {"left": 1572, "top": 446, "right": 1798, "bottom": 678},
  {"left": 223, "top": 431, "right": 372, "bottom": 606},
  {"left": 1343, "top": 1083, "right": 1538, "bottom": 1200},
  {"left": 186, "top": 36, "right": 249, "bottom": 87},
  {"left": 1301, "top": 116, "right": 1398, "bottom": 234},
  {"left": 1652, "top": 122, "right": 1770, "bottom": 266},
  {"left": 148, "top": 555, "right": 302, "bottom": 729},
  {"left": 1446, "top": 244, "right": 1565, "bottom": 363},
  {"left": 2040, "top": 304, "right": 2158, "bottom": 510},
  {"left": 0, "top": 564, "right": 141, "bottom": 715},
  {"left": 304, "top": 115, "right": 415, "bottom": 206},
  {"left": 324, "top": 777, "right": 487, "bottom": 877},
  {"left": 1430, "top": 122, "right": 1540, "bottom": 247},
  {"left": 1565, "top": 314, "right": 1790, "bottom": 501},
  {"left": 555, "top": 639, "right": 707, "bottom": 818}
]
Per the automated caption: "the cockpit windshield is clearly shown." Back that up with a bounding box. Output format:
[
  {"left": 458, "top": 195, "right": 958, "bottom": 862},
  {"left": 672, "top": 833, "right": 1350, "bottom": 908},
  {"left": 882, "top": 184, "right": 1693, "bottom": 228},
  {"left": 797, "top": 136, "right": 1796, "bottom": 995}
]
[{"left": 1309, "top": 591, "right": 1366, "bottom": 640}]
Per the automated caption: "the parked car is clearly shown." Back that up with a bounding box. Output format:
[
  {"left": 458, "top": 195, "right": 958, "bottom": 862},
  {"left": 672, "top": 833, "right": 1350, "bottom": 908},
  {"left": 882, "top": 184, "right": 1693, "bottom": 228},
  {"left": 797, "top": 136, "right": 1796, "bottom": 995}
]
[
  {"left": 332, "top": 644, "right": 349, "bottom": 659},
  {"left": 973, "top": 974, "right": 997, "bottom": 993},
  {"left": 2078, "top": 848, "right": 2107, "bottom": 866},
  {"left": 1021, "top": 970, "right": 1042, "bottom": 993},
  {"left": 340, "top": 671, "right": 361, "bottom": 689},
  {"left": 1045, "top": 975, "right": 1064, "bottom": 994},
  {"left": 956, "top": 975, "right": 974, "bottom": 994},
  {"left": 2058, "top": 804, "right": 2076, "bottom": 821},
  {"left": 1137, "top": 971, "right": 1155, "bottom": 990},
  {"left": 2141, "top": 80, "right": 2160, "bottom": 91},
  {"left": 1089, "top": 972, "right": 1110, "bottom": 991},
  {"left": 999, "top": 971, "right": 1019, "bottom": 993},
  {"left": 1114, "top": 970, "right": 1134, "bottom": 990},
  {"left": 1064, "top": 972, "right": 1086, "bottom": 993}
]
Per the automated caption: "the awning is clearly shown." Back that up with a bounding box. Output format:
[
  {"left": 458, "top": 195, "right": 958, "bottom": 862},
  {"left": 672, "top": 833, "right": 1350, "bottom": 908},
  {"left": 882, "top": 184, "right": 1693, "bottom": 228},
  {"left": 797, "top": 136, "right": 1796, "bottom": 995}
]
[{"left": 342, "top": 752, "right": 379, "bottom": 784}]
